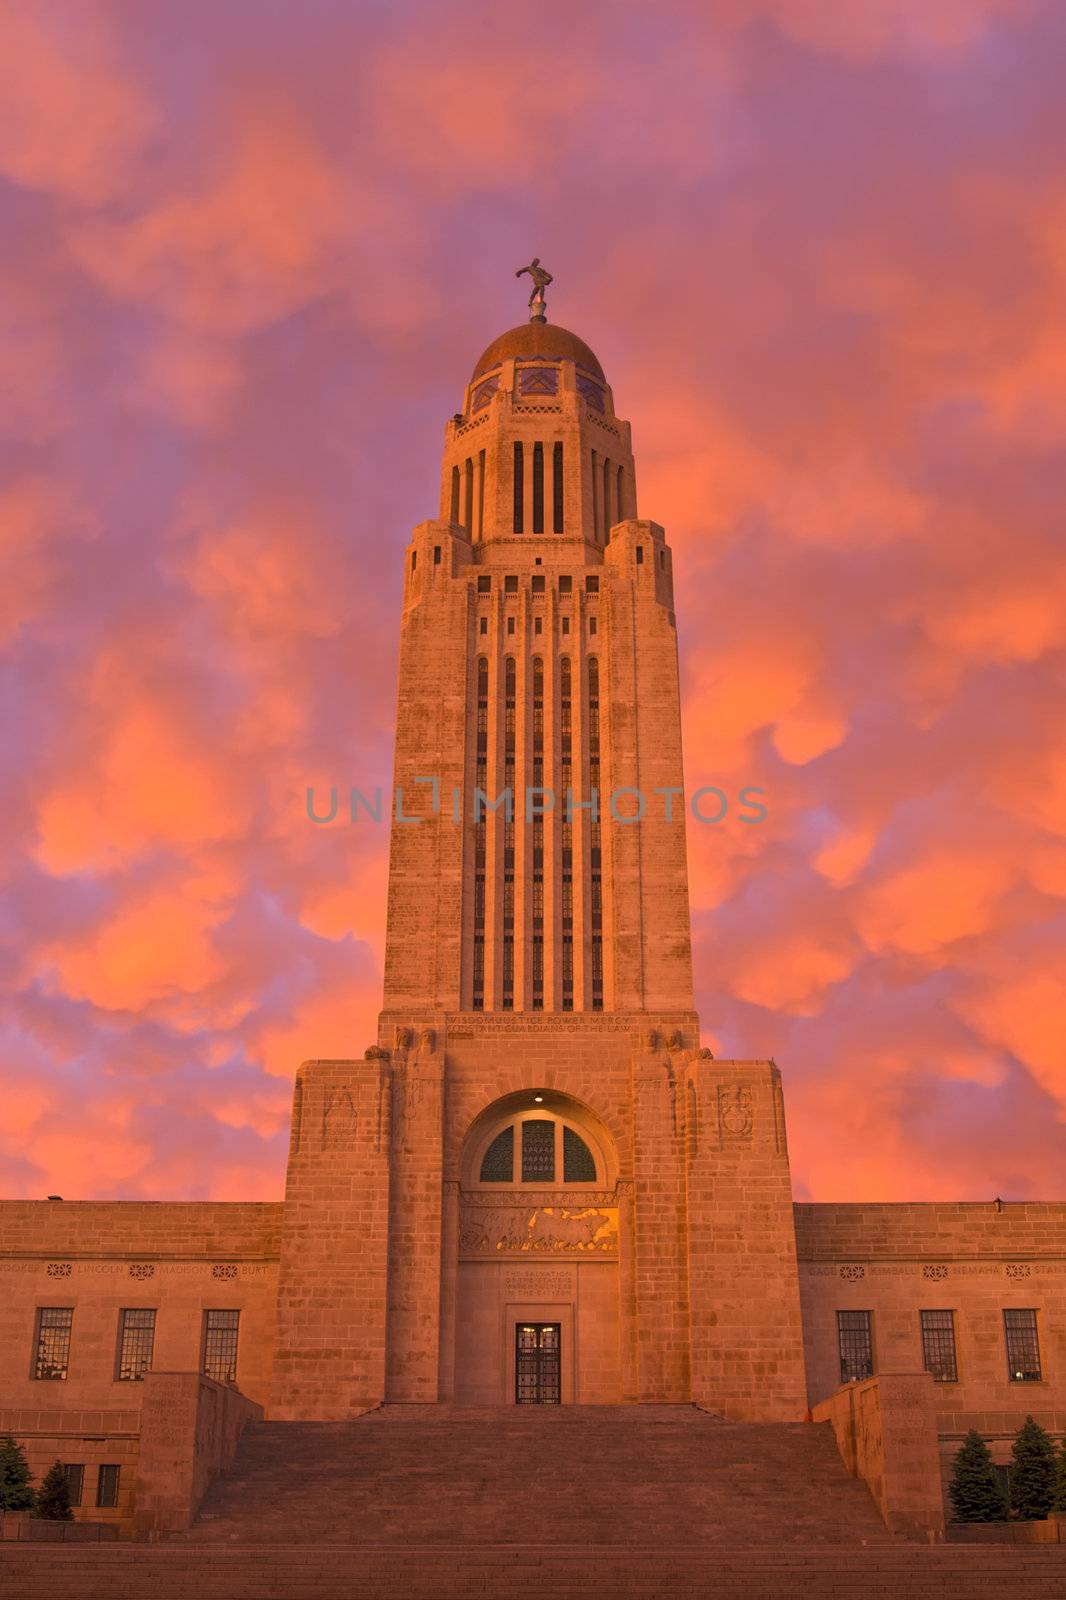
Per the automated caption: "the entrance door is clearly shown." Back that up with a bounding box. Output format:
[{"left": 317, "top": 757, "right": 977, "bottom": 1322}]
[{"left": 515, "top": 1323, "right": 561, "bottom": 1404}]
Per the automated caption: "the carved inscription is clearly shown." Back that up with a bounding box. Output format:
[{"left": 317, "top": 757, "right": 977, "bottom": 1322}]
[{"left": 503, "top": 1267, "right": 575, "bottom": 1299}]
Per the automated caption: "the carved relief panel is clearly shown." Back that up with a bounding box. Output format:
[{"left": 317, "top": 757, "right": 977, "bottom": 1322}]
[{"left": 458, "top": 1191, "right": 619, "bottom": 1258}]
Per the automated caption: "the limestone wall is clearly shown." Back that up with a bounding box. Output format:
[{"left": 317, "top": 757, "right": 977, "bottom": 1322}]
[{"left": 796, "top": 1201, "right": 1066, "bottom": 1417}]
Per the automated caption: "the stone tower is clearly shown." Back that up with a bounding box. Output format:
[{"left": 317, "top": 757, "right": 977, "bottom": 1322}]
[{"left": 271, "top": 284, "right": 808, "bottom": 1421}]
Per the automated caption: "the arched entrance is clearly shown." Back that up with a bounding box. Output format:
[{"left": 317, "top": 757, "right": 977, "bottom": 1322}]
[{"left": 452, "top": 1090, "right": 622, "bottom": 1404}]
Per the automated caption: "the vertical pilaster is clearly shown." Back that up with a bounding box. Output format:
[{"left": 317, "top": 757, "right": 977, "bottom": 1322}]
[
  {"left": 386, "top": 1026, "right": 445, "bottom": 1400},
  {"left": 629, "top": 1034, "right": 690, "bottom": 1399},
  {"left": 271, "top": 1057, "right": 392, "bottom": 1419},
  {"left": 684, "top": 1058, "right": 808, "bottom": 1420}
]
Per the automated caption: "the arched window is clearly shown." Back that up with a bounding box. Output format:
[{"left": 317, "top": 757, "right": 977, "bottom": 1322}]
[{"left": 477, "top": 1112, "right": 601, "bottom": 1185}]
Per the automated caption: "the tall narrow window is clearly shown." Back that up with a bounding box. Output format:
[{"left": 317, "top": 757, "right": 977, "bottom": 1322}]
[
  {"left": 553, "top": 441, "right": 564, "bottom": 533},
  {"left": 477, "top": 449, "right": 486, "bottom": 538},
  {"left": 472, "top": 656, "right": 489, "bottom": 1010},
  {"left": 532, "top": 441, "right": 544, "bottom": 534},
  {"left": 1004, "top": 1309, "right": 1041, "bottom": 1381},
  {"left": 63, "top": 1465, "right": 84, "bottom": 1507},
  {"left": 34, "top": 1307, "right": 73, "bottom": 1380},
  {"left": 117, "top": 1308, "right": 156, "bottom": 1381},
  {"left": 531, "top": 657, "right": 545, "bottom": 1010},
  {"left": 588, "top": 656, "right": 603, "bottom": 1010},
  {"left": 96, "top": 1465, "right": 120, "bottom": 1509},
  {"left": 451, "top": 464, "right": 460, "bottom": 524},
  {"left": 617, "top": 464, "right": 624, "bottom": 522},
  {"left": 202, "top": 1309, "right": 240, "bottom": 1383},
  {"left": 463, "top": 457, "right": 474, "bottom": 531},
  {"left": 560, "top": 657, "right": 573, "bottom": 1011},
  {"left": 837, "top": 1310, "right": 873, "bottom": 1383},
  {"left": 591, "top": 449, "right": 600, "bottom": 542},
  {"left": 920, "top": 1310, "right": 957, "bottom": 1383},
  {"left": 513, "top": 442, "right": 524, "bottom": 533},
  {"left": 502, "top": 657, "right": 517, "bottom": 1009},
  {"left": 602, "top": 456, "right": 611, "bottom": 533}
]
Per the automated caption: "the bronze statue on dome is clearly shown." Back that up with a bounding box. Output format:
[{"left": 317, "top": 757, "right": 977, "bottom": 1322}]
[{"left": 515, "top": 257, "right": 552, "bottom": 320}]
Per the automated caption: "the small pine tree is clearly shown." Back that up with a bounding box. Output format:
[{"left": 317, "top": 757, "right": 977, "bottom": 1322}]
[
  {"left": 0, "top": 1434, "right": 35, "bottom": 1512},
  {"left": 1010, "top": 1416, "right": 1056, "bottom": 1520},
  {"left": 35, "top": 1461, "right": 73, "bottom": 1521},
  {"left": 1051, "top": 1438, "right": 1066, "bottom": 1514},
  {"left": 948, "top": 1429, "right": 1009, "bottom": 1523}
]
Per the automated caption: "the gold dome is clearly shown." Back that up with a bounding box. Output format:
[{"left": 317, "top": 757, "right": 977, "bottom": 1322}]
[{"left": 471, "top": 322, "right": 605, "bottom": 382}]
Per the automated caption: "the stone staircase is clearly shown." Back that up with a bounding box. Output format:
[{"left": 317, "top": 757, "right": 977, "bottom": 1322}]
[
  {"left": 4, "top": 1406, "right": 1066, "bottom": 1598},
  {"left": 187, "top": 1403, "right": 897, "bottom": 1547}
]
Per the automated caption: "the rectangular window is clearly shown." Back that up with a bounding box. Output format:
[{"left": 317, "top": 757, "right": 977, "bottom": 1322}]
[
  {"left": 588, "top": 617, "right": 597, "bottom": 636},
  {"left": 561, "top": 617, "right": 570, "bottom": 635},
  {"left": 505, "top": 575, "right": 518, "bottom": 593},
  {"left": 635, "top": 545, "right": 644, "bottom": 565},
  {"left": 586, "top": 576, "right": 599, "bottom": 593},
  {"left": 63, "top": 1464, "right": 84, "bottom": 1508},
  {"left": 479, "top": 616, "right": 487, "bottom": 635},
  {"left": 433, "top": 545, "right": 441, "bottom": 565},
  {"left": 558, "top": 575, "right": 572, "bottom": 595},
  {"left": 837, "top": 1310, "right": 873, "bottom": 1384},
  {"left": 96, "top": 1465, "right": 120, "bottom": 1509},
  {"left": 202, "top": 1309, "right": 240, "bottom": 1383},
  {"left": 477, "top": 575, "right": 491, "bottom": 593},
  {"left": 553, "top": 441, "right": 564, "bottom": 533},
  {"left": 117, "top": 1308, "right": 156, "bottom": 1381},
  {"left": 531, "top": 575, "right": 545, "bottom": 593},
  {"left": 1004, "top": 1309, "right": 1041, "bottom": 1381},
  {"left": 920, "top": 1309, "right": 957, "bottom": 1383},
  {"left": 34, "top": 1307, "right": 73, "bottom": 1380},
  {"left": 507, "top": 616, "right": 515, "bottom": 635},
  {"left": 534, "top": 616, "right": 543, "bottom": 635}
]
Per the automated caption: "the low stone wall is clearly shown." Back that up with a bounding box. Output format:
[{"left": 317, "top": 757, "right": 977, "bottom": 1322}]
[
  {"left": 133, "top": 1372, "right": 262, "bottom": 1538},
  {"left": 947, "top": 1516, "right": 1066, "bottom": 1543},
  {"left": 0, "top": 1513, "right": 119, "bottom": 1541},
  {"left": 813, "top": 1371, "right": 944, "bottom": 1541}
]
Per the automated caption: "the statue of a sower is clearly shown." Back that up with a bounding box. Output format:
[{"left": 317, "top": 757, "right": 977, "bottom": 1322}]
[{"left": 516, "top": 257, "right": 553, "bottom": 319}]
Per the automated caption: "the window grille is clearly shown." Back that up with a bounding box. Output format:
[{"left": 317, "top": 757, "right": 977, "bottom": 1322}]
[
  {"left": 837, "top": 1310, "right": 873, "bottom": 1383},
  {"left": 480, "top": 1125, "right": 514, "bottom": 1183},
  {"left": 920, "top": 1309, "right": 957, "bottom": 1382},
  {"left": 34, "top": 1307, "right": 73, "bottom": 1380},
  {"left": 563, "top": 1126, "right": 596, "bottom": 1183},
  {"left": 96, "top": 1465, "right": 120, "bottom": 1509},
  {"left": 1004, "top": 1309, "right": 1041, "bottom": 1381},
  {"left": 117, "top": 1308, "right": 156, "bottom": 1381},
  {"left": 202, "top": 1309, "right": 240, "bottom": 1383},
  {"left": 522, "top": 1119, "right": 555, "bottom": 1182}
]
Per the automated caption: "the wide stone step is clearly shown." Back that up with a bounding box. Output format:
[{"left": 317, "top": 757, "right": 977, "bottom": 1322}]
[{"left": 3, "top": 1545, "right": 1066, "bottom": 1600}]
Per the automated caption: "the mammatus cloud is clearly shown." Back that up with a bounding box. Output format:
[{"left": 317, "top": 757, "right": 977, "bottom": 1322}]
[{"left": 1, "top": 0, "right": 1063, "bottom": 1201}]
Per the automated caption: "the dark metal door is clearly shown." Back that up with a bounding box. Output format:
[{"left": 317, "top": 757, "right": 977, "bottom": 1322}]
[{"left": 515, "top": 1322, "right": 561, "bottom": 1404}]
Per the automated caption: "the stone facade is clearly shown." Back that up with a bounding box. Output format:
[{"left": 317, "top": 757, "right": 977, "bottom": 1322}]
[{"left": 0, "top": 308, "right": 1062, "bottom": 1532}]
